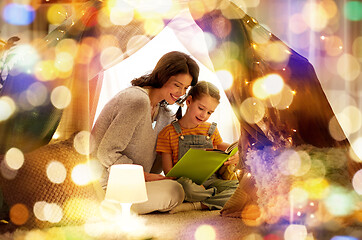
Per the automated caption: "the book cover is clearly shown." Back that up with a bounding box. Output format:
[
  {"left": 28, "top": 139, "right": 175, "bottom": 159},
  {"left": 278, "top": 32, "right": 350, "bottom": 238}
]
[{"left": 165, "top": 145, "right": 238, "bottom": 185}]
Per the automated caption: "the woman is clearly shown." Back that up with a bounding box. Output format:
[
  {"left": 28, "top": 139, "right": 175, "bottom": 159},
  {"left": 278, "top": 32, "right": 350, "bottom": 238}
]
[{"left": 91, "top": 51, "right": 199, "bottom": 214}]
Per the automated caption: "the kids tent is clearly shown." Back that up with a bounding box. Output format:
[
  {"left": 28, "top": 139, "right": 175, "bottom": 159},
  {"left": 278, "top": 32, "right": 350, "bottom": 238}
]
[{"left": 0, "top": 0, "right": 360, "bottom": 231}]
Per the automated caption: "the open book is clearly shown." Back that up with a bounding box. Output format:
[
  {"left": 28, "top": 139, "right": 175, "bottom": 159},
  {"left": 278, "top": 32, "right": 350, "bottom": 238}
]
[{"left": 165, "top": 141, "right": 238, "bottom": 185}]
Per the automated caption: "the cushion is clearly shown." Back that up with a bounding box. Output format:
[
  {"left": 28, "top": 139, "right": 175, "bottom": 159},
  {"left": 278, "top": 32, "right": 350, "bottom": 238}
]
[{"left": 0, "top": 133, "right": 104, "bottom": 229}]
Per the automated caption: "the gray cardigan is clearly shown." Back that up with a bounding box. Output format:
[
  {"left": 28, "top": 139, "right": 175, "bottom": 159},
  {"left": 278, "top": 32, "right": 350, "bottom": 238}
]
[{"left": 91, "top": 86, "right": 173, "bottom": 187}]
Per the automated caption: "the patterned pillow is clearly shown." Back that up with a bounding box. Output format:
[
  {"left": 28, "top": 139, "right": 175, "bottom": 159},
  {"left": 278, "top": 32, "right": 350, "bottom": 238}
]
[{"left": 0, "top": 134, "right": 104, "bottom": 229}]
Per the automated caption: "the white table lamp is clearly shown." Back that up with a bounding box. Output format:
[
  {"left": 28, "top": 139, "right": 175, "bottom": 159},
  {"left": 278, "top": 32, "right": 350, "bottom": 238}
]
[{"left": 105, "top": 164, "right": 148, "bottom": 216}]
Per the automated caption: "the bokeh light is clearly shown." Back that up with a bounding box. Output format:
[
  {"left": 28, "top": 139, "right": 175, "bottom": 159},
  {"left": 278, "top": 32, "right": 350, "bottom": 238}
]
[
  {"left": 243, "top": 233, "right": 263, "bottom": 240},
  {"left": 33, "top": 201, "right": 47, "bottom": 221},
  {"left": 26, "top": 82, "right": 48, "bottom": 107},
  {"left": 73, "top": 131, "right": 91, "bottom": 155},
  {"left": 0, "top": 96, "right": 16, "bottom": 122},
  {"left": 323, "top": 35, "right": 344, "bottom": 57},
  {"left": 324, "top": 186, "right": 356, "bottom": 216},
  {"left": 3, "top": 3, "right": 35, "bottom": 26},
  {"left": 289, "top": 187, "right": 309, "bottom": 208},
  {"left": 4, "top": 148, "right": 24, "bottom": 170},
  {"left": 55, "top": 52, "right": 74, "bottom": 73},
  {"left": 352, "top": 169, "right": 362, "bottom": 195},
  {"left": 50, "top": 86, "right": 72, "bottom": 109},
  {"left": 329, "top": 115, "right": 347, "bottom": 141},
  {"left": 47, "top": 4, "right": 67, "bottom": 25},
  {"left": 343, "top": 1, "right": 362, "bottom": 21},
  {"left": 216, "top": 70, "right": 233, "bottom": 90},
  {"left": 100, "top": 46, "right": 123, "bottom": 69},
  {"left": 10, "top": 203, "right": 29, "bottom": 225},
  {"left": 352, "top": 36, "right": 362, "bottom": 60},
  {"left": 71, "top": 164, "right": 92, "bottom": 186},
  {"left": 143, "top": 18, "right": 165, "bottom": 36},
  {"left": 288, "top": 14, "right": 308, "bottom": 35},
  {"left": 126, "top": 35, "right": 150, "bottom": 56},
  {"left": 337, "top": 54, "right": 361, "bottom": 81},
  {"left": 276, "top": 149, "right": 301, "bottom": 176},
  {"left": 109, "top": 1, "right": 134, "bottom": 26},
  {"left": 46, "top": 161, "right": 67, "bottom": 184},
  {"left": 43, "top": 203, "right": 63, "bottom": 223},
  {"left": 304, "top": 177, "right": 329, "bottom": 200},
  {"left": 251, "top": 25, "right": 271, "bottom": 44},
  {"left": 34, "top": 60, "right": 59, "bottom": 81},
  {"left": 302, "top": 2, "right": 329, "bottom": 32},
  {"left": 239, "top": 97, "right": 265, "bottom": 124},
  {"left": 336, "top": 106, "right": 362, "bottom": 136},
  {"left": 0, "top": 160, "right": 17, "bottom": 180},
  {"left": 194, "top": 224, "right": 216, "bottom": 240},
  {"left": 284, "top": 224, "right": 308, "bottom": 240},
  {"left": 350, "top": 137, "right": 362, "bottom": 162},
  {"left": 269, "top": 84, "right": 294, "bottom": 110}
]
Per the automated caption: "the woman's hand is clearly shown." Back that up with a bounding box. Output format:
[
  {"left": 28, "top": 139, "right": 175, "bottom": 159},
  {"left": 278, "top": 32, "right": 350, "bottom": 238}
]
[
  {"left": 223, "top": 152, "right": 239, "bottom": 166},
  {"left": 144, "top": 172, "right": 174, "bottom": 182}
]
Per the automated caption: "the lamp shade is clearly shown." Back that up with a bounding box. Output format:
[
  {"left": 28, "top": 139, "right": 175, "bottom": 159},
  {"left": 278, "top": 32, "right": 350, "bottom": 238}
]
[{"left": 105, "top": 164, "right": 148, "bottom": 204}]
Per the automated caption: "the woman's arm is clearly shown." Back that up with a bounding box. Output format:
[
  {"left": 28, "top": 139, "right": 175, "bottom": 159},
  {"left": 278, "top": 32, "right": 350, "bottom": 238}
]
[{"left": 161, "top": 152, "right": 173, "bottom": 174}]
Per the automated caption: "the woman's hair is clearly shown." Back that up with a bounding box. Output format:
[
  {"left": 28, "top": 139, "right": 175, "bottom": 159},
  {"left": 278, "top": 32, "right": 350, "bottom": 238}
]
[
  {"left": 176, "top": 81, "right": 220, "bottom": 119},
  {"left": 131, "top": 51, "right": 199, "bottom": 88}
]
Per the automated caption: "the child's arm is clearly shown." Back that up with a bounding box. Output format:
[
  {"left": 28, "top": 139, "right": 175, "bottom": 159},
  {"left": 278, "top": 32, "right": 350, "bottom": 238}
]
[{"left": 161, "top": 152, "right": 173, "bottom": 175}]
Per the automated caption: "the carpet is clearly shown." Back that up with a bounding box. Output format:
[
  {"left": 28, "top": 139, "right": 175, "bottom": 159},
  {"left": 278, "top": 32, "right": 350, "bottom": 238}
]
[{"left": 0, "top": 210, "right": 260, "bottom": 240}]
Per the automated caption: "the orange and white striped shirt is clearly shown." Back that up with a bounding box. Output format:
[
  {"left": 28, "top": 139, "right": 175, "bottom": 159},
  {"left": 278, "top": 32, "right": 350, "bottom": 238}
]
[{"left": 156, "top": 122, "right": 223, "bottom": 165}]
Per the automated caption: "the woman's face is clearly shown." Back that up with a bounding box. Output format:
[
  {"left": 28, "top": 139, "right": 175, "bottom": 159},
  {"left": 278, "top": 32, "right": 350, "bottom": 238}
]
[{"left": 161, "top": 73, "right": 193, "bottom": 104}]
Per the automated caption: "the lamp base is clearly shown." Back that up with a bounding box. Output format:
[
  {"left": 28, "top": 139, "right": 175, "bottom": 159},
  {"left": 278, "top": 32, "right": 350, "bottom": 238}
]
[{"left": 120, "top": 203, "right": 132, "bottom": 217}]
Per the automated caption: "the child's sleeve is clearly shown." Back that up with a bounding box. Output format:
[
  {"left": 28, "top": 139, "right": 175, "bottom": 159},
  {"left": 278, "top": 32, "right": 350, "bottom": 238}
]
[
  {"left": 213, "top": 127, "right": 223, "bottom": 146},
  {"left": 156, "top": 126, "right": 173, "bottom": 154}
]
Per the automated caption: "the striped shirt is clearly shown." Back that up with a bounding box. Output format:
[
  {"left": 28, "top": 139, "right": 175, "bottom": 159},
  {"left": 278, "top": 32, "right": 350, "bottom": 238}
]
[{"left": 156, "top": 122, "right": 223, "bottom": 165}]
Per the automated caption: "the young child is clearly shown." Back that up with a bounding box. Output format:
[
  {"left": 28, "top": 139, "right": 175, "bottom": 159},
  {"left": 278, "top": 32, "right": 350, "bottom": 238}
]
[{"left": 156, "top": 81, "right": 239, "bottom": 213}]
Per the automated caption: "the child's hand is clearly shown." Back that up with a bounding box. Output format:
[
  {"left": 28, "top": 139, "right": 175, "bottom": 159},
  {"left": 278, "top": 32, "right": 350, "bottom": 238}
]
[
  {"left": 224, "top": 152, "right": 239, "bottom": 166},
  {"left": 144, "top": 172, "right": 170, "bottom": 181}
]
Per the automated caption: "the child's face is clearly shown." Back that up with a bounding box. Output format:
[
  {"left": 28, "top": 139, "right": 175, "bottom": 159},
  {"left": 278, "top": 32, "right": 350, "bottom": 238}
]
[{"left": 185, "top": 94, "right": 219, "bottom": 126}]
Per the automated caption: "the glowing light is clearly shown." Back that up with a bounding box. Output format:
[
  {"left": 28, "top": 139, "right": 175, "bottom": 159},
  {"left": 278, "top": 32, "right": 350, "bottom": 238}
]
[
  {"left": 126, "top": 35, "right": 150, "bottom": 56},
  {"left": 351, "top": 138, "right": 362, "bottom": 162},
  {"left": 74, "top": 131, "right": 91, "bottom": 155},
  {"left": 47, "top": 4, "right": 67, "bottom": 25},
  {"left": 3, "top": 3, "right": 35, "bottom": 25},
  {"left": 288, "top": 13, "right": 308, "bottom": 35},
  {"left": 321, "top": 0, "right": 338, "bottom": 19},
  {"left": 241, "top": 204, "right": 262, "bottom": 226},
  {"left": 55, "top": 38, "right": 78, "bottom": 55},
  {"left": 284, "top": 224, "right": 307, "bottom": 240},
  {"left": 239, "top": 97, "right": 265, "bottom": 124},
  {"left": 289, "top": 188, "right": 309, "bottom": 207},
  {"left": 64, "top": 198, "right": 97, "bottom": 222},
  {"left": 294, "top": 151, "right": 312, "bottom": 176},
  {"left": 10, "top": 204, "right": 29, "bottom": 226},
  {"left": 51, "top": 86, "right": 71, "bottom": 109},
  {"left": 109, "top": 2, "right": 134, "bottom": 26},
  {"left": 33, "top": 201, "right": 47, "bottom": 221},
  {"left": 46, "top": 161, "right": 67, "bottom": 184},
  {"left": 215, "top": 70, "right": 233, "bottom": 90},
  {"left": 10, "top": 44, "right": 40, "bottom": 72},
  {"left": 251, "top": 25, "right": 271, "bottom": 44},
  {"left": 337, "top": 106, "right": 362, "bottom": 135},
  {"left": 0, "top": 96, "right": 16, "bottom": 122},
  {"left": 72, "top": 164, "right": 92, "bottom": 186},
  {"left": 324, "top": 186, "right": 356, "bottom": 216},
  {"left": 265, "top": 41, "right": 290, "bottom": 63},
  {"left": 87, "top": 159, "right": 104, "bottom": 181},
  {"left": 26, "top": 82, "right": 48, "bottom": 107},
  {"left": 0, "top": 160, "right": 17, "bottom": 180},
  {"left": 337, "top": 54, "right": 361, "bottom": 81},
  {"left": 55, "top": 52, "right": 74, "bottom": 73},
  {"left": 344, "top": 1, "right": 362, "bottom": 21},
  {"left": 276, "top": 149, "right": 301, "bottom": 176},
  {"left": 143, "top": 18, "right": 165, "bottom": 36},
  {"left": 44, "top": 203, "right": 63, "bottom": 223},
  {"left": 352, "top": 170, "right": 362, "bottom": 195},
  {"left": 194, "top": 224, "right": 216, "bottom": 240},
  {"left": 187, "top": 0, "right": 209, "bottom": 20},
  {"left": 324, "top": 35, "right": 344, "bottom": 56},
  {"left": 304, "top": 178, "right": 329, "bottom": 200},
  {"left": 4, "top": 148, "right": 24, "bottom": 170},
  {"left": 34, "top": 60, "right": 59, "bottom": 81},
  {"left": 76, "top": 42, "right": 94, "bottom": 64},
  {"left": 100, "top": 46, "right": 123, "bottom": 69},
  {"left": 211, "top": 16, "right": 231, "bottom": 38},
  {"left": 331, "top": 236, "right": 359, "bottom": 240},
  {"left": 269, "top": 84, "right": 294, "bottom": 110},
  {"left": 302, "top": 2, "right": 329, "bottom": 32}
]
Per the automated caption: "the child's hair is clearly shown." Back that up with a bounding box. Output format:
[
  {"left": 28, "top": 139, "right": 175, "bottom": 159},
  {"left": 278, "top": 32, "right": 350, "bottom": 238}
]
[{"left": 176, "top": 81, "right": 220, "bottom": 119}]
